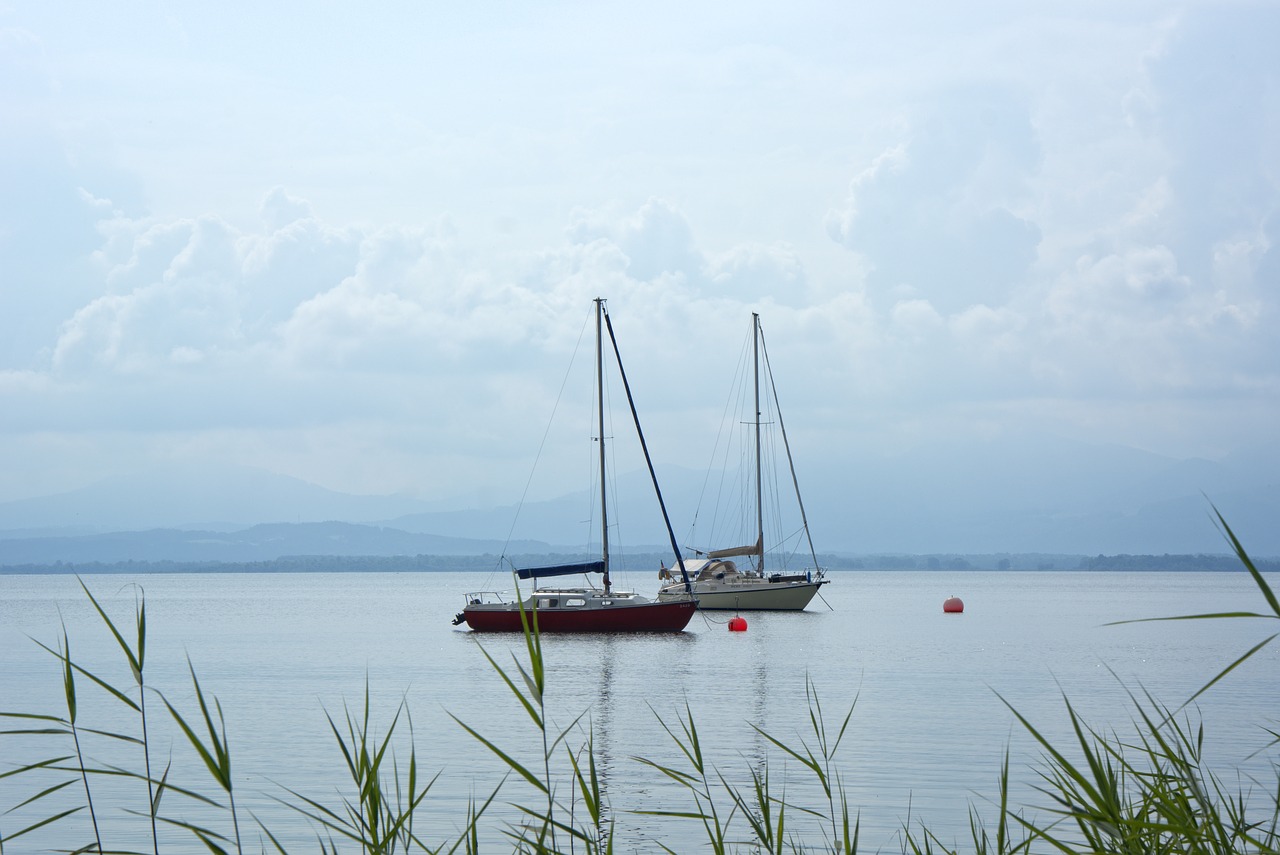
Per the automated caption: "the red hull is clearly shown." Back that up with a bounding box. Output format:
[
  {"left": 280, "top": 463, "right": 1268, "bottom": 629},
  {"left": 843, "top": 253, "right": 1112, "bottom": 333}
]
[{"left": 463, "top": 599, "right": 697, "bottom": 632}]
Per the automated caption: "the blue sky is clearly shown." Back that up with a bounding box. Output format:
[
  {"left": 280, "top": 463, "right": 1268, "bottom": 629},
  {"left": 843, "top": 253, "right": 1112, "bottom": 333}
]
[{"left": 1, "top": 1, "right": 1277, "bottom": 512}]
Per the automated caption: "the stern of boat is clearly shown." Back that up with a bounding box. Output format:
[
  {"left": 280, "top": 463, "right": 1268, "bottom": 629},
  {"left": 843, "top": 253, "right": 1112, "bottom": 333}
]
[{"left": 454, "top": 590, "right": 511, "bottom": 626}]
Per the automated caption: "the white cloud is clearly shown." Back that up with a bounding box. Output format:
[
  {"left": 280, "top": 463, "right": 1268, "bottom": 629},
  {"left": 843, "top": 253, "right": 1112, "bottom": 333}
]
[
  {"left": 52, "top": 215, "right": 243, "bottom": 374},
  {"left": 890, "top": 298, "right": 945, "bottom": 340},
  {"left": 705, "top": 243, "right": 806, "bottom": 304},
  {"left": 824, "top": 143, "right": 908, "bottom": 244},
  {"left": 259, "top": 186, "right": 313, "bottom": 232},
  {"left": 1, "top": 1, "right": 1279, "bottom": 506},
  {"left": 825, "top": 87, "right": 1043, "bottom": 314},
  {"left": 949, "top": 304, "right": 1023, "bottom": 351}
]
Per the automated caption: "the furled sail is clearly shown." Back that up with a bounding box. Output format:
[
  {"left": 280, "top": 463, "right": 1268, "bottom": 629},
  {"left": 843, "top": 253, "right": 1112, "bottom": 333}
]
[
  {"left": 516, "top": 560, "right": 606, "bottom": 580},
  {"left": 707, "top": 535, "right": 763, "bottom": 559}
]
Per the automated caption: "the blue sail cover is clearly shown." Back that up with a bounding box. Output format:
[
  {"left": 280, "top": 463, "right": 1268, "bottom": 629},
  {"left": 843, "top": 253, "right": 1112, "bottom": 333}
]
[{"left": 516, "top": 560, "right": 606, "bottom": 580}]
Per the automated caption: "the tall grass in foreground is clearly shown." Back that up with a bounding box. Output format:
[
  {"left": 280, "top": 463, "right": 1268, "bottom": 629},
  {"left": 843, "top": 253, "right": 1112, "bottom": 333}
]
[{"left": 1, "top": 507, "right": 1276, "bottom": 853}]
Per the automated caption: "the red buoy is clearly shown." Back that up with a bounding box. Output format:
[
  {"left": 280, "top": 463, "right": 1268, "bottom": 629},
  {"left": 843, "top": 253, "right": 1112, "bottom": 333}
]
[
  {"left": 728, "top": 616, "right": 748, "bottom": 632},
  {"left": 943, "top": 596, "right": 964, "bottom": 614}
]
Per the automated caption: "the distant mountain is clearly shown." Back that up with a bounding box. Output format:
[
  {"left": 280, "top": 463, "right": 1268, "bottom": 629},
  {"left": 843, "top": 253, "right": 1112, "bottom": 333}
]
[
  {"left": 0, "top": 462, "right": 436, "bottom": 535},
  {"left": 379, "top": 466, "right": 705, "bottom": 548},
  {"left": 1, "top": 438, "right": 1276, "bottom": 560},
  {"left": 0, "top": 521, "right": 553, "bottom": 565},
  {"left": 364, "top": 440, "right": 1280, "bottom": 556},
  {"left": 802, "top": 436, "right": 1280, "bottom": 555}
]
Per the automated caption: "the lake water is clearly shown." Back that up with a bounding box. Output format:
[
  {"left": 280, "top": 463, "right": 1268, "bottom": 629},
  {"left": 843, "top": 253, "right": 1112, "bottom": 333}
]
[{"left": 2, "top": 569, "right": 1277, "bottom": 853}]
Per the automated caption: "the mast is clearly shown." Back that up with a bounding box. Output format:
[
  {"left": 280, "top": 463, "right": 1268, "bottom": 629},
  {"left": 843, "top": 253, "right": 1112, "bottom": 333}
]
[
  {"left": 760, "top": 323, "right": 823, "bottom": 575},
  {"left": 752, "top": 312, "right": 764, "bottom": 574},
  {"left": 596, "top": 297, "right": 611, "bottom": 593}
]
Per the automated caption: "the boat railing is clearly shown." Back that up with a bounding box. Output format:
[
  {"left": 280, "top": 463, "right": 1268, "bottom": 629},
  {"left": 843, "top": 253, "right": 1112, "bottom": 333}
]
[{"left": 462, "top": 591, "right": 508, "bottom": 606}]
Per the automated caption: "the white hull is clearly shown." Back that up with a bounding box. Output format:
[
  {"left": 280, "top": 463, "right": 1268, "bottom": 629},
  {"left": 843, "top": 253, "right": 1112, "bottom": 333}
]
[{"left": 658, "top": 574, "right": 826, "bottom": 611}]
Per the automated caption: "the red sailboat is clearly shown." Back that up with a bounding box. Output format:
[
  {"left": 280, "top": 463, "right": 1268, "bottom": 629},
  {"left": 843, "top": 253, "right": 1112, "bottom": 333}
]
[{"left": 454, "top": 298, "right": 697, "bottom": 633}]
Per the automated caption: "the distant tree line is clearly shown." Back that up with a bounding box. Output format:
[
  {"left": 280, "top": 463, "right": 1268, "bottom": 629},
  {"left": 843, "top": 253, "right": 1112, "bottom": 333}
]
[
  {"left": 843, "top": 553, "right": 1279, "bottom": 572},
  {"left": 1074, "top": 552, "right": 1279, "bottom": 572}
]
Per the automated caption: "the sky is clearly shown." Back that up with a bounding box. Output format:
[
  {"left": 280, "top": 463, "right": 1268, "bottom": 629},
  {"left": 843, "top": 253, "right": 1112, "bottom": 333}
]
[{"left": 1, "top": 0, "right": 1278, "bottom": 514}]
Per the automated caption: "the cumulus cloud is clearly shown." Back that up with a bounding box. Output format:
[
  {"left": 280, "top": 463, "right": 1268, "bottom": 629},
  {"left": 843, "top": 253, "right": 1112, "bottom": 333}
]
[
  {"left": 890, "top": 298, "right": 945, "bottom": 340},
  {"left": 260, "top": 186, "right": 314, "bottom": 232},
  {"left": 816, "top": 5, "right": 1280, "bottom": 420},
  {"left": 239, "top": 217, "right": 362, "bottom": 329},
  {"left": 705, "top": 243, "right": 806, "bottom": 303},
  {"left": 53, "top": 216, "right": 244, "bottom": 374},
  {"left": 826, "top": 87, "right": 1042, "bottom": 315},
  {"left": 568, "top": 198, "right": 704, "bottom": 285}
]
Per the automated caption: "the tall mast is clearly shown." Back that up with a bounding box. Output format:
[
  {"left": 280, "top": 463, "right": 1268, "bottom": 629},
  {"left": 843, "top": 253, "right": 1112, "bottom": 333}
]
[
  {"left": 753, "top": 312, "right": 764, "bottom": 575},
  {"left": 596, "top": 297, "right": 611, "bottom": 593},
  {"left": 760, "top": 324, "right": 822, "bottom": 575}
]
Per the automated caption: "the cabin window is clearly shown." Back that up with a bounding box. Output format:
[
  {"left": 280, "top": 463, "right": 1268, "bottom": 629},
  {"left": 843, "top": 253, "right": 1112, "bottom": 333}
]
[
  {"left": 539, "top": 598, "right": 558, "bottom": 609},
  {"left": 600, "top": 600, "right": 612, "bottom": 606},
  {"left": 565, "top": 598, "right": 586, "bottom": 607}
]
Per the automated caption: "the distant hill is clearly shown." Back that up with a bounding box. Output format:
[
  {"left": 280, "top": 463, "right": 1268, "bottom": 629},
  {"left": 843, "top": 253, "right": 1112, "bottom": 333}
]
[
  {"left": 0, "top": 462, "right": 438, "bottom": 535},
  {"left": 799, "top": 436, "right": 1280, "bottom": 556},
  {"left": 0, "top": 521, "right": 556, "bottom": 565},
  {"left": 1, "top": 437, "right": 1277, "bottom": 559}
]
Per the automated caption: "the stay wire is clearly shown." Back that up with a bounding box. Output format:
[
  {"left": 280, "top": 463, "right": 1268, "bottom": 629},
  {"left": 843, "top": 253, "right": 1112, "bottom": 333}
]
[{"left": 486, "top": 308, "right": 594, "bottom": 585}]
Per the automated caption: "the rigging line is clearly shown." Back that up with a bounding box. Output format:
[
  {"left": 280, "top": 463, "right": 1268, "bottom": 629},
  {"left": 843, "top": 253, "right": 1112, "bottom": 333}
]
[
  {"left": 577, "top": 335, "right": 608, "bottom": 567},
  {"left": 600, "top": 303, "right": 691, "bottom": 590},
  {"left": 583, "top": 326, "right": 637, "bottom": 579},
  {"left": 701, "top": 341, "right": 755, "bottom": 560},
  {"left": 697, "top": 341, "right": 753, "bottom": 555},
  {"left": 756, "top": 348, "right": 788, "bottom": 564},
  {"left": 492, "top": 306, "right": 594, "bottom": 582},
  {"left": 600, "top": 352, "right": 629, "bottom": 574},
  {"left": 687, "top": 326, "right": 753, "bottom": 549},
  {"left": 758, "top": 318, "right": 823, "bottom": 575},
  {"left": 582, "top": 336, "right": 602, "bottom": 555}
]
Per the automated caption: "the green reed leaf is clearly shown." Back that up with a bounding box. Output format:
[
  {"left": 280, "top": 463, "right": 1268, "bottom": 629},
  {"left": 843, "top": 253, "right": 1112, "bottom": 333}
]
[
  {"left": 1212, "top": 503, "right": 1280, "bottom": 618},
  {"left": 29, "top": 637, "right": 142, "bottom": 714},
  {"left": 71, "top": 725, "right": 144, "bottom": 746},
  {"left": 996, "top": 690, "right": 1108, "bottom": 815},
  {"left": 449, "top": 714, "right": 548, "bottom": 794},
  {"left": 0, "top": 806, "right": 84, "bottom": 845},
  {"left": 515, "top": 590, "right": 546, "bottom": 699},
  {"left": 160, "top": 659, "right": 231, "bottom": 793},
  {"left": 78, "top": 577, "right": 144, "bottom": 686},
  {"left": 0, "top": 756, "right": 75, "bottom": 783},
  {"left": 191, "top": 826, "right": 232, "bottom": 854},
  {"left": 645, "top": 701, "right": 706, "bottom": 775},
  {"left": 631, "top": 757, "right": 700, "bottom": 789},
  {"left": 0, "top": 722, "right": 71, "bottom": 738},
  {"left": 1181, "top": 633, "right": 1278, "bottom": 711},
  {"left": 6, "top": 778, "right": 77, "bottom": 813},
  {"left": 748, "top": 723, "right": 823, "bottom": 780},
  {"left": 472, "top": 641, "right": 543, "bottom": 729},
  {"left": 59, "top": 629, "right": 76, "bottom": 725}
]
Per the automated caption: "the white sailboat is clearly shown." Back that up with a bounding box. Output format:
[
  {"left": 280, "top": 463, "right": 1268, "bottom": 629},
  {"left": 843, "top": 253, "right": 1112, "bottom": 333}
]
[{"left": 658, "top": 312, "right": 829, "bottom": 611}]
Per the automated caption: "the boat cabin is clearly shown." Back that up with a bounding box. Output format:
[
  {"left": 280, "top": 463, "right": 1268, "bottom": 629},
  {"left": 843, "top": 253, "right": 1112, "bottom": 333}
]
[{"left": 689, "top": 558, "right": 759, "bottom": 582}]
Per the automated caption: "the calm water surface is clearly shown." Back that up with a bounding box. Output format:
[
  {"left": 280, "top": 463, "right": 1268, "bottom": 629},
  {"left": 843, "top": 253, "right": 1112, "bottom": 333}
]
[{"left": 2, "top": 569, "right": 1277, "bottom": 852}]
